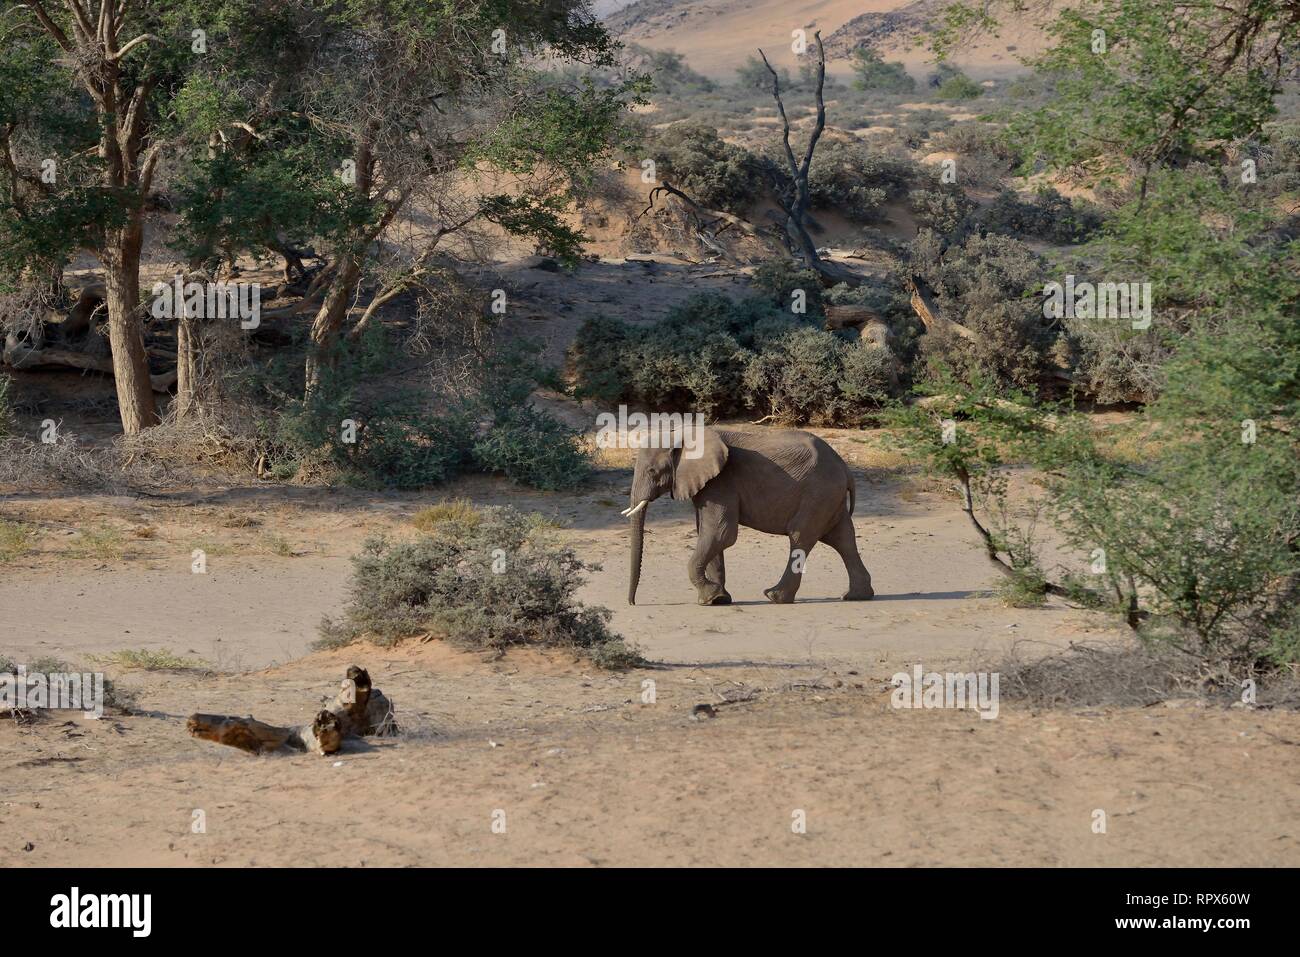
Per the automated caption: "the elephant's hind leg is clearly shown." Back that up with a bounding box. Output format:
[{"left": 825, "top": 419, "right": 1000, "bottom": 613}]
[
  {"left": 764, "top": 522, "right": 818, "bottom": 605},
  {"left": 821, "top": 510, "right": 874, "bottom": 600}
]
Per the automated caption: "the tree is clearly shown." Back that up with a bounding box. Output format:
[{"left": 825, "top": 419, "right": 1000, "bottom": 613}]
[
  {"left": 736, "top": 54, "right": 785, "bottom": 90},
  {"left": 235, "top": 2, "right": 640, "bottom": 397},
  {"left": 757, "top": 32, "right": 858, "bottom": 285},
  {"left": 939, "top": 0, "right": 1299, "bottom": 202},
  {"left": 4, "top": 0, "right": 197, "bottom": 432}
]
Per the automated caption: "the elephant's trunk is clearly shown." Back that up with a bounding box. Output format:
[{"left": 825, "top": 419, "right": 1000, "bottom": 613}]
[{"left": 627, "top": 502, "right": 647, "bottom": 606}]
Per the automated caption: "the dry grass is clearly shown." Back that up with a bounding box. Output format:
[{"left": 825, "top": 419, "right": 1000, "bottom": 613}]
[
  {"left": 96, "top": 648, "right": 211, "bottom": 672},
  {"left": 259, "top": 532, "right": 295, "bottom": 556},
  {"left": 410, "top": 498, "right": 482, "bottom": 532},
  {"left": 65, "top": 523, "right": 129, "bottom": 561},
  {"left": 185, "top": 537, "right": 237, "bottom": 558},
  {"left": 0, "top": 415, "right": 264, "bottom": 495},
  {"left": 587, "top": 438, "right": 636, "bottom": 469},
  {"left": 983, "top": 639, "right": 1300, "bottom": 710},
  {"left": 0, "top": 518, "right": 35, "bottom": 562}
]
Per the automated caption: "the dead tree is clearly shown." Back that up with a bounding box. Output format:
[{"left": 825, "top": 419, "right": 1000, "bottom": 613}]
[
  {"left": 187, "top": 666, "right": 397, "bottom": 757},
  {"left": 639, "top": 180, "right": 762, "bottom": 258},
  {"left": 758, "top": 33, "right": 860, "bottom": 287}
]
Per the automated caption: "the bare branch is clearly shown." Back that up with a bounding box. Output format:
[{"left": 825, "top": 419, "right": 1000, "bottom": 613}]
[
  {"left": 20, "top": 1, "right": 74, "bottom": 51},
  {"left": 108, "top": 31, "right": 156, "bottom": 60}
]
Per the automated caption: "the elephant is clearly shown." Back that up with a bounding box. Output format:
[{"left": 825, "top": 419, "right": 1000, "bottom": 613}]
[{"left": 624, "top": 427, "right": 875, "bottom": 606}]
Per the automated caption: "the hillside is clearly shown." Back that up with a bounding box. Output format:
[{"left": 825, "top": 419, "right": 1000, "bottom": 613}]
[{"left": 603, "top": 0, "right": 1050, "bottom": 78}]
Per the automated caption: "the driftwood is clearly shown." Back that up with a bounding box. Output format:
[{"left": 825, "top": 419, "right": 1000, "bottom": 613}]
[
  {"left": 187, "top": 666, "right": 397, "bottom": 757},
  {"left": 908, "top": 274, "right": 978, "bottom": 342},
  {"left": 57, "top": 283, "right": 108, "bottom": 340},
  {"left": 2, "top": 337, "right": 178, "bottom": 392},
  {"left": 825, "top": 305, "right": 891, "bottom": 348}
]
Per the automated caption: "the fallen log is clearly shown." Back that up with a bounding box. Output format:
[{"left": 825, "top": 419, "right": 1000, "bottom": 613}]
[
  {"left": 908, "top": 274, "right": 978, "bottom": 342},
  {"left": 825, "top": 305, "right": 891, "bottom": 347},
  {"left": 187, "top": 710, "right": 344, "bottom": 755},
  {"left": 1, "top": 338, "right": 177, "bottom": 393},
  {"left": 187, "top": 666, "right": 397, "bottom": 757}
]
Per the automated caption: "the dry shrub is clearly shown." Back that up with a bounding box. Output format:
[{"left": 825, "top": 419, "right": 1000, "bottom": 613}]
[
  {"left": 984, "top": 640, "right": 1300, "bottom": 710},
  {"left": 0, "top": 434, "right": 156, "bottom": 491},
  {"left": 117, "top": 412, "right": 261, "bottom": 476},
  {"left": 318, "top": 504, "right": 640, "bottom": 669},
  {"left": 0, "top": 418, "right": 257, "bottom": 492}
]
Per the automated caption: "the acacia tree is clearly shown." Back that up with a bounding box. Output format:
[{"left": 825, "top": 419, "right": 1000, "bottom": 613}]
[
  {"left": 5, "top": 1, "right": 638, "bottom": 429},
  {"left": 8, "top": 1, "right": 180, "bottom": 432},
  {"left": 3, "top": 0, "right": 293, "bottom": 433},
  {"left": 937, "top": 0, "right": 1300, "bottom": 202},
  {"left": 253, "top": 1, "right": 639, "bottom": 397}
]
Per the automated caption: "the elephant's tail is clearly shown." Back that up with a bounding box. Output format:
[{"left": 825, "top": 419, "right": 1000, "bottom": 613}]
[{"left": 847, "top": 476, "right": 856, "bottom": 517}]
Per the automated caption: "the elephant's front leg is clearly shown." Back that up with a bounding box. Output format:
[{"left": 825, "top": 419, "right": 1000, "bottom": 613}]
[
  {"left": 690, "top": 501, "right": 734, "bottom": 606},
  {"left": 764, "top": 533, "right": 814, "bottom": 604},
  {"left": 705, "top": 550, "right": 726, "bottom": 593},
  {"left": 689, "top": 537, "right": 731, "bottom": 605}
]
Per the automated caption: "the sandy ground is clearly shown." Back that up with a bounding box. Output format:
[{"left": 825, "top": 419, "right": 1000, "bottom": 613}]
[
  {"left": 4, "top": 641, "right": 1299, "bottom": 867},
  {"left": 1, "top": 452, "right": 1111, "bottom": 672},
  {"left": 4, "top": 452, "right": 1300, "bottom": 867}
]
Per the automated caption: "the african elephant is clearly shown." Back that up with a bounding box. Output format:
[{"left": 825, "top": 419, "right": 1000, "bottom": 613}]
[{"left": 625, "top": 427, "right": 874, "bottom": 606}]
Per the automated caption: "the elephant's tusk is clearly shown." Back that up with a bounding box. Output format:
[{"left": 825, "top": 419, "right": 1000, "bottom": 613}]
[{"left": 621, "top": 500, "right": 648, "bottom": 518}]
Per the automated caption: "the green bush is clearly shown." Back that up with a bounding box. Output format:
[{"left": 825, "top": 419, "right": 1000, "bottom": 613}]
[
  {"left": 736, "top": 55, "right": 786, "bottom": 91},
  {"left": 762, "top": 139, "right": 915, "bottom": 223},
  {"left": 751, "top": 259, "right": 825, "bottom": 317},
  {"left": 269, "top": 330, "right": 589, "bottom": 491},
  {"left": 1066, "top": 169, "right": 1283, "bottom": 407},
  {"left": 629, "top": 45, "right": 716, "bottom": 97},
  {"left": 850, "top": 48, "right": 916, "bottom": 94},
  {"left": 889, "top": 322, "right": 1300, "bottom": 669},
  {"left": 931, "top": 65, "right": 983, "bottom": 101},
  {"left": 908, "top": 185, "right": 976, "bottom": 237},
  {"left": 318, "top": 505, "right": 639, "bottom": 667},
  {"left": 472, "top": 405, "right": 592, "bottom": 491},
  {"left": 908, "top": 230, "right": 1058, "bottom": 393},
  {"left": 974, "top": 188, "right": 1103, "bottom": 244},
  {"left": 742, "top": 327, "right": 893, "bottom": 426},
  {"left": 649, "top": 123, "right": 763, "bottom": 214},
  {"left": 272, "top": 365, "right": 475, "bottom": 489},
  {"left": 933, "top": 124, "right": 1021, "bottom": 183},
  {"left": 570, "top": 291, "right": 898, "bottom": 426}
]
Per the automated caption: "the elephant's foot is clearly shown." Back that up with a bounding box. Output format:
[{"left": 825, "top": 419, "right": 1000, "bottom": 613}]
[
  {"left": 763, "top": 585, "right": 797, "bottom": 604},
  {"left": 842, "top": 585, "right": 875, "bottom": 601},
  {"left": 696, "top": 585, "right": 732, "bottom": 606}
]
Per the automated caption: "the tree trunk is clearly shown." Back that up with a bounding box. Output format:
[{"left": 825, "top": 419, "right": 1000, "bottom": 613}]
[
  {"left": 174, "top": 313, "right": 200, "bottom": 420},
  {"left": 304, "top": 257, "right": 362, "bottom": 397},
  {"left": 102, "top": 228, "right": 158, "bottom": 434}
]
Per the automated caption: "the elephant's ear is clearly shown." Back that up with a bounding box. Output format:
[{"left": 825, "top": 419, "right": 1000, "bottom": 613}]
[{"left": 672, "top": 428, "right": 728, "bottom": 500}]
